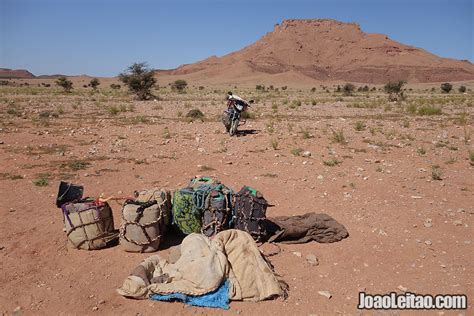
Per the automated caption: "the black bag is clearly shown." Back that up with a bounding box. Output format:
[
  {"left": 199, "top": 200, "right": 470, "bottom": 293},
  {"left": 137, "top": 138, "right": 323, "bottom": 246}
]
[
  {"left": 233, "top": 186, "right": 268, "bottom": 242},
  {"left": 56, "top": 181, "right": 84, "bottom": 207}
]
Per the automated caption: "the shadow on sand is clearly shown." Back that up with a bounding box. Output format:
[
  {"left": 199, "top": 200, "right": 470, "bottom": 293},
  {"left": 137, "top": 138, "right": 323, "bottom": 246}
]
[{"left": 236, "top": 129, "right": 259, "bottom": 136}]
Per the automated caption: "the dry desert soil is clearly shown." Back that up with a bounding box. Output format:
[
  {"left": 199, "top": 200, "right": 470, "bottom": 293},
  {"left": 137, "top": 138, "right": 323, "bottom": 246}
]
[{"left": 0, "top": 80, "right": 473, "bottom": 315}]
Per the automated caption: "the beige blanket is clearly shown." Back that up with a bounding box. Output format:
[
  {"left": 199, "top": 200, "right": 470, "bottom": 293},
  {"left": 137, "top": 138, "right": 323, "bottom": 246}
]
[{"left": 117, "top": 229, "right": 283, "bottom": 301}]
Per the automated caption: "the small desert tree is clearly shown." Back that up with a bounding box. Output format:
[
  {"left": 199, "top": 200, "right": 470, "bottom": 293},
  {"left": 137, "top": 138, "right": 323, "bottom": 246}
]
[
  {"left": 55, "top": 76, "right": 73, "bottom": 93},
  {"left": 440, "top": 83, "right": 452, "bottom": 93},
  {"left": 89, "top": 78, "right": 100, "bottom": 90},
  {"left": 119, "top": 62, "right": 156, "bottom": 100},
  {"left": 171, "top": 79, "right": 188, "bottom": 92},
  {"left": 342, "top": 83, "right": 355, "bottom": 96},
  {"left": 384, "top": 80, "right": 406, "bottom": 101},
  {"left": 458, "top": 85, "right": 466, "bottom": 93}
]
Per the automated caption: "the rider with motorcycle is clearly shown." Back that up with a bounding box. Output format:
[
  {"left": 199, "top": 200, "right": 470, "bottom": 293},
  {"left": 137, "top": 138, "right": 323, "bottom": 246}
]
[{"left": 222, "top": 91, "right": 253, "bottom": 136}]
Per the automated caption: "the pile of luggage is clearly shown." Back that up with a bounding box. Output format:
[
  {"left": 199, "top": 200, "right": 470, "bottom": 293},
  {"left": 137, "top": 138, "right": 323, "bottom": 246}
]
[{"left": 56, "top": 177, "right": 269, "bottom": 252}]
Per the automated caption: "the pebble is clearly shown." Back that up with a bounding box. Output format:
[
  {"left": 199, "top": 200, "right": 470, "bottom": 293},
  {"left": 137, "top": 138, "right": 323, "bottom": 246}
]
[
  {"left": 453, "top": 220, "right": 463, "bottom": 226},
  {"left": 12, "top": 306, "right": 21, "bottom": 315},
  {"left": 424, "top": 219, "right": 433, "bottom": 228},
  {"left": 292, "top": 251, "right": 302, "bottom": 257},
  {"left": 92, "top": 306, "right": 98, "bottom": 311},
  {"left": 317, "top": 290, "right": 332, "bottom": 299},
  {"left": 306, "top": 254, "right": 319, "bottom": 266},
  {"left": 397, "top": 285, "right": 408, "bottom": 292},
  {"left": 302, "top": 151, "right": 312, "bottom": 157},
  {"left": 425, "top": 240, "right": 432, "bottom": 246},
  {"left": 317, "top": 175, "right": 324, "bottom": 180}
]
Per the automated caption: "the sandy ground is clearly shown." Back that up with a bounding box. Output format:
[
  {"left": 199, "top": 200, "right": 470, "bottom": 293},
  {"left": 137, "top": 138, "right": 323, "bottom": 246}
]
[{"left": 0, "top": 84, "right": 473, "bottom": 315}]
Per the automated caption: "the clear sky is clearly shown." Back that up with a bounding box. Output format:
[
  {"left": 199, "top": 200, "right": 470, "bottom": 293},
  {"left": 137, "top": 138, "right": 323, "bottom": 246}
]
[{"left": 1, "top": 0, "right": 472, "bottom": 77}]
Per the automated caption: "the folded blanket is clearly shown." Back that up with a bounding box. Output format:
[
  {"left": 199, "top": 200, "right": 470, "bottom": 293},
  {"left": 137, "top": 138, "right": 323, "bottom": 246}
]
[
  {"left": 117, "top": 229, "right": 283, "bottom": 302},
  {"left": 150, "top": 279, "right": 230, "bottom": 309},
  {"left": 265, "top": 213, "right": 349, "bottom": 244}
]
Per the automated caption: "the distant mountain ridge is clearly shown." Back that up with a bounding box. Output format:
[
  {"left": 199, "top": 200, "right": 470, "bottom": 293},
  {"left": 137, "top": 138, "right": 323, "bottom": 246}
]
[{"left": 0, "top": 68, "right": 35, "bottom": 79}]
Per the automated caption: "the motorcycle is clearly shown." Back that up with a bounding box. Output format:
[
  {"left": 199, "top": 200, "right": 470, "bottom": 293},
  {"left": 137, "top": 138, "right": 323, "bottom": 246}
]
[{"left": 222, "top": 98, "right": 254, "bottom": 136}]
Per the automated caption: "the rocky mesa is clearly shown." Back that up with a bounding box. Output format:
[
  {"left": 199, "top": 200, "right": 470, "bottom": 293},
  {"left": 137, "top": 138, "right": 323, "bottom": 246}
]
[{"left": 160, "top": 19, "right": 474, "bottom": 84}]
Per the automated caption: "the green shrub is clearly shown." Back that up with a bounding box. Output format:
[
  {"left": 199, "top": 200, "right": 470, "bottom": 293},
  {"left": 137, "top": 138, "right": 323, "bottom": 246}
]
[
  {"left": 406, "top": 103, "right": 417, "bottom": 114},
  {"left": 108, "top": 106, "right": 120, "bottom": 115},
  {"left": 323, "top": 159, "right": 341, "bottom": 167},
  {"left": 241, "top": 111, "right": 256, "bottom": 119},
  {"left": 342, "top": 83, "right": 355, "bottom": 96},
  {"left": 119, "top": 62, "right": 156, "bottom": 100},
  {"left": 292, "top": 100, "right": 302, "bottom": 107},
  {"left": 384, "top": 80, "right": 406, "bottom": 101},
  {"left": 55, "top": 76, "right": 73, "bottom": 92},
  {"left": 271, "top": 139, "right": 278, "bottom": 150},
  {"left": 171, "top": 79, "right": 188, "bottom": 92},
  {"left": 440, "top": 83, "right": 452, "bottom": 93},
  {"left": 89, "top": 78, "right": 100, "bottom": 90},
  {"left": 431, "top": 165, "right": 443, "bottom": 180},
  {"left": 33, "top": 175, "right": 49, "bottom": 187},
  {"left": 163, "top": 127, "right": 171, "bottom": 139},
  {"left": 7, "top": 108, "right": 20, "bottom": 116},
  {"left": 331, "top": 129, "right": 347, "bottom": 144},
  {"left": 458, "top": 86, "right": 466, "bottom": 93},
  {"left": 301, "top": 128, "right": 313, "bottom": 139},
  {"left": 291, "top": 148, "right": 303, "bottom": 156},
  {"left": 417, "top": 105, "right": 442, "bottom": 115},
  {"left": 61, "top": 160, "right": 90, "bottom": 171},
  {"left": 186, "top": 109, "right": 204, "bottom": 120},
  {"left": 354, "top": 121, "right": 366, "bottom": 131}
]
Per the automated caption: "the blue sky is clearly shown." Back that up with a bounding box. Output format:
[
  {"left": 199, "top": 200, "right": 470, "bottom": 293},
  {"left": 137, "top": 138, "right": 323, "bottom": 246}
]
[{"left": 1, "top": 0, "right": 472, "bottom": 77}]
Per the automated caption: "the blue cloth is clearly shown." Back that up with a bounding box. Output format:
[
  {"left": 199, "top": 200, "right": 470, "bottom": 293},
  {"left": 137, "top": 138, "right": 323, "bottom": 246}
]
[{"left": 150, "top": 279, "right": 230, "bottom": 309}]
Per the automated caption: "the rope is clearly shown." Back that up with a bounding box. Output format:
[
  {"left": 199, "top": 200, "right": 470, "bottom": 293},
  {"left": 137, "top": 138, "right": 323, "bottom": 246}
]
[
  {"left": 192, "top": 184, "right": 214, "bottom": 211},
  {"left": 119, "top": 197, "right": 168, "bottom": 250},
  {"left": 233, "top": 189, "right": 268, "bottom": 242},
  {"left": 97, "top": 194, "right": 134, "bottom": 206},
  {"left": 63, "top": 201, "right": 117, "bottom": 249},
  {"left": 200, "top": 187, "right": 233, "bottom": 236}
]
